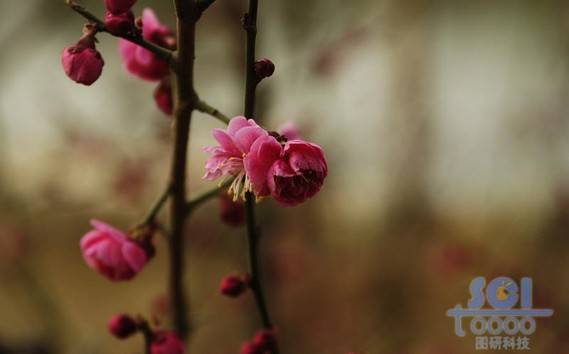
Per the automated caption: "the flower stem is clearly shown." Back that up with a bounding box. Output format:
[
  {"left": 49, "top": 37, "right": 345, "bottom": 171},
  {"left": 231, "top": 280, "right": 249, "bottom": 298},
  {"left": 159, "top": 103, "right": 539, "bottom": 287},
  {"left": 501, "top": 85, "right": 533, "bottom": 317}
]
[
  {"left": 186, "top": 179, "right": 234, "bottom": 213},
  {"left": 195, "top": 99, "right": 230, "bottom": 124},
  {"left": 143, "top": 184, "right": 172, "bottom": 225},
  {"left": 242, "top": 1, "right": 281, "bottom": 353}
]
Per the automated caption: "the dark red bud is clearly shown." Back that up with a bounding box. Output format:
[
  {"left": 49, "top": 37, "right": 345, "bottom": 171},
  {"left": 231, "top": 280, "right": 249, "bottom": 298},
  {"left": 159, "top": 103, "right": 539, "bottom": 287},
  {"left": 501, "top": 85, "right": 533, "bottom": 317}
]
[
  {"left": 108, "top": 313, "right": 138, "bottom": 339},
  {"left": 104, "top": 11, "right": 135, "bottom": 36},
  {"left": 252, "top": 328, "right": 277, "bottom": 351},
  {"left": 220, "top": 275, "right": 248, "bottom": 298},
  {"left": 254, "top": 58, "right": 275, "bottom": 80},
  {"left": 240, "top": 341, "right": 264, "bottom": 354},
  {"left": 105, "top": 0, "right": 137, "bottom": 15}
]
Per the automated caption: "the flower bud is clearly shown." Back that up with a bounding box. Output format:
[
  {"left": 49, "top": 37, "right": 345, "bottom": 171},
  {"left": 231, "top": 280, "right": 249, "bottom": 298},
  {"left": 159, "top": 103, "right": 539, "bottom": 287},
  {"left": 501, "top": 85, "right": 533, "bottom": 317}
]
[
  {"left": 220, "top": 274, "right": 248, "bottom": 298},
  {"left": 254, "top": 58, "right": 275, "bottom": 80},
  {"left": 153, "top": 78, "right": 173, "bottom": 116},
  {"left": 108, "top": 313, "right": 138, "bottom": 339},
  {"left": 105, "top": 0, "right": 137, "bottom": 15},
  {"left": 80, "top": 220, "right": 150, "bottom": 281},
  {"left": 150, "top": 331, "right": 185, "bottom": 354},
  {"left": 252, "top": 328, "right": 277, "bottom": 351},
  {"left": 61, "top": 35, "right": 104, "bottom": 86},
  {"left": 219, "top": 194, "right": 245, "bottom": 227},
  {"left": 240, "top": 341, "right": 263, "bottom": 354},
  {"left": 104, "top": 11, "right": 135, "bottom": 36}
]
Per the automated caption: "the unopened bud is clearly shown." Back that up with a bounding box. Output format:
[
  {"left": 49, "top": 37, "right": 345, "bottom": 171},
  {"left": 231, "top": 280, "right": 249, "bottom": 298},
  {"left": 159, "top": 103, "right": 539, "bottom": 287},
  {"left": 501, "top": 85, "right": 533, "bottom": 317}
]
[
  {"left": 108, "top": 313, "right": 137, "bottom": 339},
  {"left": 254, "top": 58, "right": 275, "bottom": 81},
  {"left": 104, "top": 11, "right": 135, "bottom": 36}
]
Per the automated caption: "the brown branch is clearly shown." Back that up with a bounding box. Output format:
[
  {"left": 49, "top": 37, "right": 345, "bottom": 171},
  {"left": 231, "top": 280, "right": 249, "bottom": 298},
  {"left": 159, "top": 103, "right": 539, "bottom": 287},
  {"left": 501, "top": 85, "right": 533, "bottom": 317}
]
[
  {"left": 65, "top": 0, "right": 174, "bottom": 65},
  {"left": 168, "top": 0, "right": 200, "bottom": 342}
]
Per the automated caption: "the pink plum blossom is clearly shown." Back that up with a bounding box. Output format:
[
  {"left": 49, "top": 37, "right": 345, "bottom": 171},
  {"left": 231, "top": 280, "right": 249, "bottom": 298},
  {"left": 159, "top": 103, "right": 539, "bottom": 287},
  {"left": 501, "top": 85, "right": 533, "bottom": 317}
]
[
  {"left": 245, "top": 139, "right": 327, "bottom": 206},
  {"left": 203, "top": 116, "right": 268, "bottom": 197},
  {"left": 80, "top": 220, "right": 150, "bottom": 281},
  {"left": 267, "top": 140, "right": 327, "bottom": 206},
  {"left": 119, "top": 9, "right": 174, "bottom": 81}
]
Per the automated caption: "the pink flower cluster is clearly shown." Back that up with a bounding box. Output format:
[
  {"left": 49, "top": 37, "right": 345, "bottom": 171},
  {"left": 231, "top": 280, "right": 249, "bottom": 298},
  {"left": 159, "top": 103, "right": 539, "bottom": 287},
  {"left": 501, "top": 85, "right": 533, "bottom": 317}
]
[
  {"left": 119, "top": 9, "right": 175, "bottom": 116},
  {"left": 203, "top": 117, "right": 327, "bottom": 206},
  {"left": 61, "top": 2, "right": 173, "bottom": 116}
]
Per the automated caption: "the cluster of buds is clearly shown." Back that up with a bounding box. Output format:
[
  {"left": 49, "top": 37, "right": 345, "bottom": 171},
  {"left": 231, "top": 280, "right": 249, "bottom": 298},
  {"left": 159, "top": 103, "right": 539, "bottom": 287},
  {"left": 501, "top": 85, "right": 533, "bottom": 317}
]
[
  {"left": 61, "top": 1, "right": 174, "bottom": 116},
  {"left": 119, "top": 9, "right": 176, "bottom": 116},
  {"left": 108, "top": 313, "right": 185, "bottom": 354}
]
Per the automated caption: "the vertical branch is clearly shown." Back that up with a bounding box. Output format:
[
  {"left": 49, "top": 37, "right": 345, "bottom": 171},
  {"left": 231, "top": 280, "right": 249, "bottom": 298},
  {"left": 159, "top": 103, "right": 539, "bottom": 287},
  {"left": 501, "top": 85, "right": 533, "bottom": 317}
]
[
  {"left": 169, "top": 0, "right": 199, "bottom": 340},
  {"left": 242, "top": 1, "right": 281, "bottom": 353}
]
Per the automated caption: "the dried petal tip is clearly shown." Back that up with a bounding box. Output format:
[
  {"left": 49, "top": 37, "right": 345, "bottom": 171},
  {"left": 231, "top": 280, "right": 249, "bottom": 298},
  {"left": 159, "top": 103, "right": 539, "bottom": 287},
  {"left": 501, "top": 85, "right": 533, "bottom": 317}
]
[
  {"left": 254, "top": 58, "right": 275, "bottom": 80},
  {"left": 104, "top": 11, "right": 135, "bottom": 36},
  {"left": 108, "top": 313, "right": 138, "bottom": 339},
  {"left": 220, "top": 275, "right": 248, "bottom": 298},
  {"left": 105, "top": 0, "right": 137, "bottom": 15}
]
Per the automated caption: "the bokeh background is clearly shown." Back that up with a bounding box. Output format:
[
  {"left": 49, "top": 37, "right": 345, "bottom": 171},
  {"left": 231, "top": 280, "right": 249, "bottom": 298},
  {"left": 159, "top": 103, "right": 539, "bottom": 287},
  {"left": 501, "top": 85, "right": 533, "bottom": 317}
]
[{"left": 1, "top": 0, "right": 569, "bottom": 353}]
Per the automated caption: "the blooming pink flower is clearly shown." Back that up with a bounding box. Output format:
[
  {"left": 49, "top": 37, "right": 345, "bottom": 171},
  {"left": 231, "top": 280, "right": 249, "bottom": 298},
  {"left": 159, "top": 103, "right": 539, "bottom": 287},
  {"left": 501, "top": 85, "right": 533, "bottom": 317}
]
[
  {"left": 154, "top": 78, "right": 173, "bottom": 116},
  {"left": 108, "top": 313, "right": 138, "bottom": 339},
  {"left": 245, "top": 139, "right": 327, "bottom": 206},
  {"left": 243, "top": 134, "right": 283, "bottom": 197},
  {"left": 61, "top": 35, "right": 104, "bottom": 86},
  {"left": 80, "top": 220, "right": 149, "bottom": 281},
  {"left": 119, "top": 9, "right": 174, "bottom": 81},
  {"left": 104, "top": 10, "right": 135, "bottom": 36},
  {"left": 203, "top": 116, "right": 268, "bottom": 197},
  {"left": 150, "top": 331, "right": 185, "bottom": 354},
  {"left": 105, "top": 0, "right": 137, "bottom": 15}
]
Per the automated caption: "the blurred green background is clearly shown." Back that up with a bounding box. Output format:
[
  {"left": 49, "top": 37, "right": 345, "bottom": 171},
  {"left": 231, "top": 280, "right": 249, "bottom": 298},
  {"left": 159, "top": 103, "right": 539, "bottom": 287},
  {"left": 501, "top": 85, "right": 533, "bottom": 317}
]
[{"left": 1, "top": 0, "right": 569, "bottom": 353}]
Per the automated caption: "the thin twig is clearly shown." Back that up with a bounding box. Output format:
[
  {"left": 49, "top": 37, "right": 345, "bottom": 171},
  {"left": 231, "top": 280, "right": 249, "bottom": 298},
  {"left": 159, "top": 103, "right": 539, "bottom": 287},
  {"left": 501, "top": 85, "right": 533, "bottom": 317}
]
[
  {"left": 195, "top": 99, "right": 231, "bottom": 124},
  {"left": 65, "top": 0, "right": 174, "bottom": 65},
  {"left": 142, "top": 184, "right": 172, "bottom": 225},
  {"left": 242, "top": 1, "right": 281, "bottom": 353},
  {"left": 186, "top": 178, "right": 234, "bottom": 213}
]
